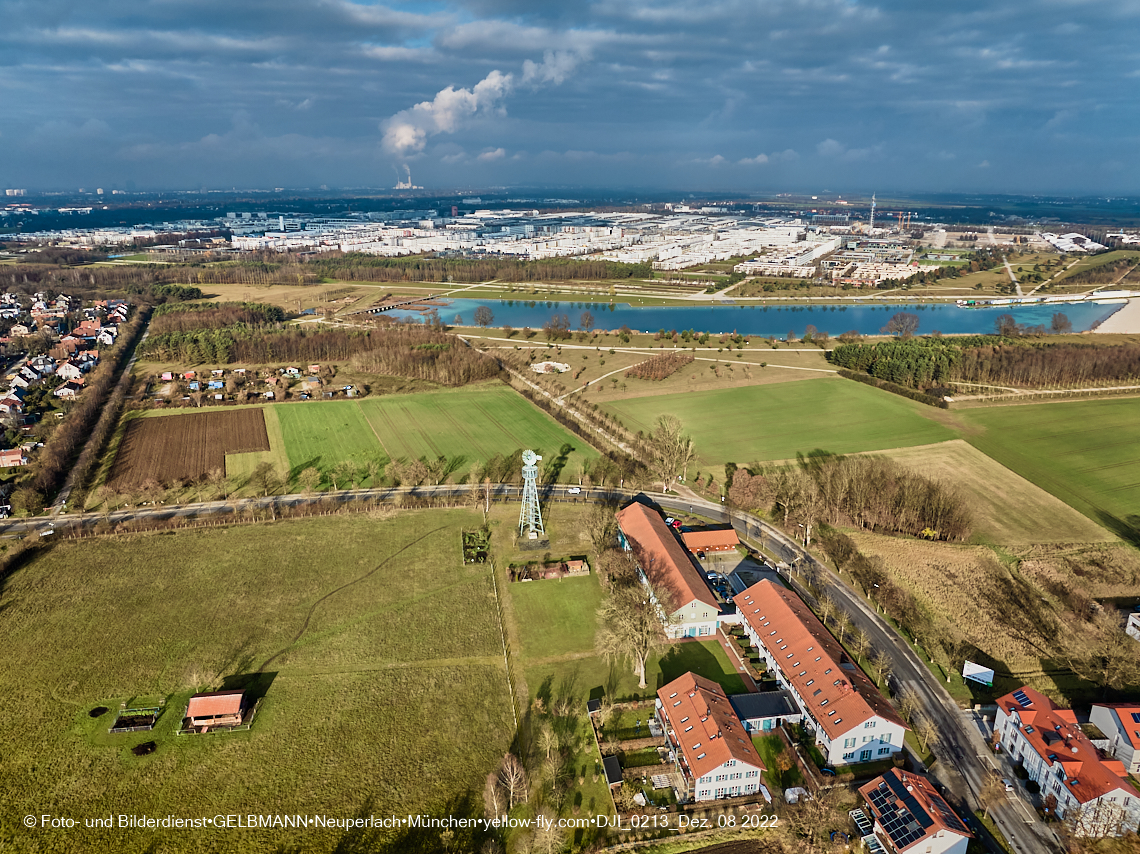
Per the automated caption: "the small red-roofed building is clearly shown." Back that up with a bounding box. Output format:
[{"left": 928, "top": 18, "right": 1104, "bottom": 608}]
[
  {"left": 616, "top": 502, "right": 720, "bottom": 639},
  {"left": 859, "top": 769, "right": 972, "bottom": 854},
  {"left": 656, "top": 672, "right": 766, "bottom": 801},
  {"left": 735, "top": 580, "right": 907, "bottom": 766},
  {"left": 1091, "top": 703, "right": 1140, "bottom": 774},
  {"left": 681, "top": 528, "right": 740, "bottom": 555},
  {"left": 997, "top": 686, "right": 1140, "bottom": 836},
  {"left": 185, "top": 690, "right": 246, "bottom": 731}
]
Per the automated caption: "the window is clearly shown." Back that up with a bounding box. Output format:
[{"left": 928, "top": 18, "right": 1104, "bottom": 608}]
[
  {"left": 673, "top": 701, "right": 681, "bottom": 707},
  {"left": 843, "top": 751, "right": 855, "bottom": 760},
  {"left": 806, "top": 679, "right": 815, "bottom": 686},
  {"left": 820, "top": 699, "right": 829, "bottom": 707},
  {"left": 825, "top": 668, "right": 833, "bottom": 675},
  {"left": 680, "top": 716, "right": 689, "bottom": 723},
  {"left": 881, "top": 733, "right": 891, "bottom": 744},
  {"left": 827, "top": 710, "right": 836, "bottom": 717},
  {"left": 865, "top": 721, "right": 876, "bottom": 729},
  {"left": 813, "top": 688, "right": 822, "bottom": 697},
  {"left": 863, "top": 735, "right": 873, "bottom": 743},
  {"left": 844, "top": 738, "right": 856, "bottom": 748},
  {"left": 669, "top": 692, "right": 678, "bottom": 699},
  {"left": 684, "top": 726, "right": 693, "bottom": 733},
  {"left": 879, "top": 747, "right": 892, "bottom": 756}
]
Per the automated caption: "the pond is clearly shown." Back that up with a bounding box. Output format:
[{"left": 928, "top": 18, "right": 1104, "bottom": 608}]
[{"left": 385, "top": 297, "right": 1125, "bottom": 337}]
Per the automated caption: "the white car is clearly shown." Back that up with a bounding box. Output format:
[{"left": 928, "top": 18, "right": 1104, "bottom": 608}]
[
  {"left": 1002, "top": 779, "right": 1014, "bottom": 792},
  {"left": 664, "top": 517, "right": 675, "bottom": 525},
  {"left": 567, "top": 487, "right": 581, "bottom": 494}
]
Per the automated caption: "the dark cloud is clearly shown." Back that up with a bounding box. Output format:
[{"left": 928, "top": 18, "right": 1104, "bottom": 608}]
[{"left": 0, "top": 0, "right": 1136, "bottom": 192}]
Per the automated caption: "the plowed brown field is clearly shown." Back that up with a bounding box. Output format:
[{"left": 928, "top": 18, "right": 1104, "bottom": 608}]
[{"left": 109, "top": 409, "right": 270, "bottom": 489}]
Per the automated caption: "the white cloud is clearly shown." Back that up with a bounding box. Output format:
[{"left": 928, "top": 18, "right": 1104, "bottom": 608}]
[
  {"left": 381, "top": 69, "right": 514, "bottom": 156},
  {"left": 522, "top": 50, "right": 584, "bottom": 86},
  {"left": 477, "top": 147, "right": 506, "bottom": 161},
  {"left": 817, "top": 138, "right": 845, "bottom": 157},
  {"left": 739, "top": 153, "right": 769, "bottom": 165}
]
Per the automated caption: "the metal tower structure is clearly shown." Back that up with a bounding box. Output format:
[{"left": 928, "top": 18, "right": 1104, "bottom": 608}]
[
  {"left": 869, "top": 193, "right": 876, "bottom": 230},
  {"left": 518, "top": 449, "right": 546, "bottom": 539}
]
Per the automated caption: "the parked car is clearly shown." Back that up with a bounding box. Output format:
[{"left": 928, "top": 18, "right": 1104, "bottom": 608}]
[
  {"left": 567, "top": 487, "right": 581, "bottom": 494},
  {"left": 1002, "top": 779, "right": 1014, "bottom": 792}
]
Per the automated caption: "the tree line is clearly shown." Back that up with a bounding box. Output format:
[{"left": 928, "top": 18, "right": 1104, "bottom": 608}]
[
  {"left": 150, "top": 302, "right": 286, "bottom": 334},
  {"left": 830, "top": 337, "right": 1140, "bottom": 390},
  {"left": 727, "top": 452, "right": 972, "bottom": 541}
]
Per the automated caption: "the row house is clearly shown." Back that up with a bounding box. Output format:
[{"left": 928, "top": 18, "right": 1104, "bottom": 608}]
[
  {"left": 996, "top": 687, "right": 1140, "bottom": 837},
  {"left": 858, "top": 769, "right": 972, "bottom": 854},
  {"left": 656, "top": 672, "right": 767, "bottom": 802},
  {"left": 735, "top": 580, "right": 907, "bottom": 766},
  {"left": 615, "top": 502, "right": 720, "bottom": 639}
]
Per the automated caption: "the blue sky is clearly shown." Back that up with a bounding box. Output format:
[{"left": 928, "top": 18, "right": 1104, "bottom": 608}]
[{"left": 1, "top": 0, "right": 1137, "bottom": 193}]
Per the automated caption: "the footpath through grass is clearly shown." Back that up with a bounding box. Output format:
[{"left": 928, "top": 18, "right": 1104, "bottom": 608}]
[
  {"left": 0, "top": 510, "right": 513, "bottom": 853},
  {"left": 604, "top": 377, "right": 955, "bottom": 465}
]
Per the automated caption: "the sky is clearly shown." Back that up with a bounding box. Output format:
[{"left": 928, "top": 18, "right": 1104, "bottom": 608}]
[{"left": 1, "top": 0, "right": 1138, "bottom": 194}]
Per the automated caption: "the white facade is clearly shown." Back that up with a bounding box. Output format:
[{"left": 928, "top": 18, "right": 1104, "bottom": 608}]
[
  {"left": 997, "top": 701, "right": 1140, "bottom": 837},
  {"left": 1090, "top": 705, "right": 1140, "bottom": 775},
  {"left": 691, "top": 759, "right": 764, "bottom": 801}
]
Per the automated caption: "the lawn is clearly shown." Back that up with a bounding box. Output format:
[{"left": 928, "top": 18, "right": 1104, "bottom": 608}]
[
  {"left": 523, "top": 640, "right": 748, "bottom": 705},
  {"left": 357, "top": 384, "right": 599, "bottom": 480},
  {"left": 752, "top": 732, "right": 801, "bottom": 789},
  {"left": 603, "top": 377, "right": 955, "bottom": 466},
  {"left": 511, "top": 573, "right": 605, "bottom": 661},
  {"left": 0, "top": 510, "right": 514, "bottom": 853},
  {"left": 960, "top": 397, "right": 1140, "bottom": 534},
  {"left": 878, "top": 440, "right": 1115, "bottom": 544}
]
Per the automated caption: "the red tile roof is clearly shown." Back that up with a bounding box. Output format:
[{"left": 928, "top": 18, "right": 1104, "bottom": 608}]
[
  {"left": 735, "top": 580, "right": 906, "bottom": 739},
  {"left": 859, "top": 769, "right": 972, "bottom": 851},
  {"left": 681, "top": 529, "right": 740, "bottom": 552},
  {"left": 1093, "top": 703, "right": 1140, "bottom": 751},
  {"left": 657, "top": 672, "right": 765, "bottom": 781},
  {"left": 997, "top": 686, "right": 1139, "bottom": 804},
  {"left": 616, "top": 503, "right": 717, "bottom": 610},
  {"left": 187, "top": 690, "right": 245, "bottom": 719}
]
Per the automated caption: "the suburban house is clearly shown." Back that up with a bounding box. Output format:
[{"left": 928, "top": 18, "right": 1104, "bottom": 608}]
[
  {"left": 728, "top": 690, "right": 802, "bottom": 734},
  {"left": 0, "top": 395, "right": 24, "bottom": 415},
  {"left": 655, "top": 671, "right": 766, "bottom": 802},
  {"left": 185, "top": 689, "right": 246, "bottom": 731},
  {"left": 995, "top": 686, "right": 1140, "bottom": 836},
  {"left": 858, "top": 769, "right": 972, "bottom": 854},
  {"left": 1126, "top": 612, "right": 1140, "bottom": 643},
  {"left": 1091, "top": 703, "right": 1140, "bottom": 775},
  {"left": 681, "top": 528, "right": 740, "bottom": 555},
  {"left": 56, "top": 361, "right": 84, "bottom": 381},
  {"left": 54, "top": 379, "right": 84, "bottom": 399},
  {"left": 0, "top": 448, "right": 27, "bottom": 467},
  {"left": 735, "top": 580, "right": 908, "bottom": 766},
  {"left": 615, "top": 502, "right": 720, "bottom": 638}
]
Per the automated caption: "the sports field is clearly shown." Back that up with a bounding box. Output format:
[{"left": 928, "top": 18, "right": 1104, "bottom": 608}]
[
  {"left": 603, "top": 377, "right": 955, "bottom": 465},
  {"left": 0, "top": 511, "right": 513, "bottom": 853},
  {"left": 961, "top": 398, "right": 1140, "bottom": 531}
]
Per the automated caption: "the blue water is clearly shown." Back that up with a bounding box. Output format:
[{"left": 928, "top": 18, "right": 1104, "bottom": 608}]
[{"left": 386, "top": 298, "right": 1124, "bottom": 337}]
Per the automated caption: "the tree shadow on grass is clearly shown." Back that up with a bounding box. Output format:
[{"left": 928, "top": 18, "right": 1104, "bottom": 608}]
[
  {"left": 289, "top": 456, "right": 324, "bottom": 482},
  {"left": 1095, "top": 510, "right": 1140, "bottom": 549}
]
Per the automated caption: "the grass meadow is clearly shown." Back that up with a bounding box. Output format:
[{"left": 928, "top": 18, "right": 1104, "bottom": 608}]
[
  {"left": 276, "top": 399, "right": 386, "bottom": 479},
  {"left": 879, "top": 440, "right": 1115, "bottom": 544},
  {"left": 0, "top": 510, "right": 514, "bottom": 853},
  {"left": 603, "top": 377, "right": 955, "bottom": 466},
  {"left": 960, "top": 397, "right": 1140, "bottom": 533}
]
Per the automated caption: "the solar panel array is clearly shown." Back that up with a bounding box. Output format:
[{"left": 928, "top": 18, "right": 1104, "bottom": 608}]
[
  {"left": 866, "top": 776, "right": 941, "bottom": 852},
  {"left": 1013, "top": 689, "right": 1033, "bottom": 708}
]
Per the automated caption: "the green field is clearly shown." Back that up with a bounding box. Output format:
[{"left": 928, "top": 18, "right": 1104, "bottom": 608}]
[
  {"left": 276, "top": 399, "right": 386, "bottom": 480},
  {"left": 357, "top": 385, "right": 598, "bottom": 477},
  {"left": 0, "top": 512, "right": 513, "bottom": 853},
  {"left": 603, "top": 377, "right": 955, "bottom": 465},
  {"left": 961, "top": 398, "right": 1140, "bottom": 536}
]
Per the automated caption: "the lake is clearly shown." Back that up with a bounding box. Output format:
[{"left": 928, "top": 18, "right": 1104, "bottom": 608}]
[{"left": 384, "top": 297, "right": 1125, "bottom": 337}]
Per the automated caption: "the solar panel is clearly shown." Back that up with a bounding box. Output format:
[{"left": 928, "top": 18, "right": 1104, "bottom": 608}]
[
  {"left": 1013, "top": 690, "right": 1033, "bottom": 708},
  {"left": 1131, "top": 712, "right": 1140, "bottom": 724}
]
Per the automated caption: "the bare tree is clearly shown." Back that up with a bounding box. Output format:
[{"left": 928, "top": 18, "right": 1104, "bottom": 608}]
[
  {"left": 596, "top": 582, "right": 673, "bottom": 689},
  {"left": 882, "top": 312, "right": 920, "bottom": 338},
  {"left": 871, "top": 650, "right": 894, "bottom": 685},
  {"left": 979, "top": 771, "right": 1005, "bottom": 820},
  {"left": 533, "top": 810, "right": 566, "bottom": 854},
  {"left": 897, "top": 685, "right": 921, "bottom": 724},
  {"left": 483, "top": 772, "right": 505, "bottom": 820},
  {"left": 914, "top": 713, "right": 940, "bottom": 753},
  {"left": 498, "top": 753, "right": 529, "bottom": 809},
  {"left": 299, "top": 467, "right": 321, "bottom": 495},
  {"left": 851, "top": 626, "right": 872, "bottom": 660},
  {"left": 817, "top": 594, "right": 838, "bottom": 626}
]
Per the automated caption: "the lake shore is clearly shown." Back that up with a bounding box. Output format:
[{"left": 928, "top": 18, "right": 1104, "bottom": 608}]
[{"left": 1093, "top": 298, "right": 1140, "bottom": 334}]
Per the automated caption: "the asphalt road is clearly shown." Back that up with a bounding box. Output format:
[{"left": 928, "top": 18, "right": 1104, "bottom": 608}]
[{"left": 1, "top": 484, "right": 1063, "bottom": 852}]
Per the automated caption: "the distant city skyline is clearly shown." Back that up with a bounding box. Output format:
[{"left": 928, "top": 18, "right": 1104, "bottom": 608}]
[{"left": 1, "top": 0, "right": 1138, "bottom": 194}]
